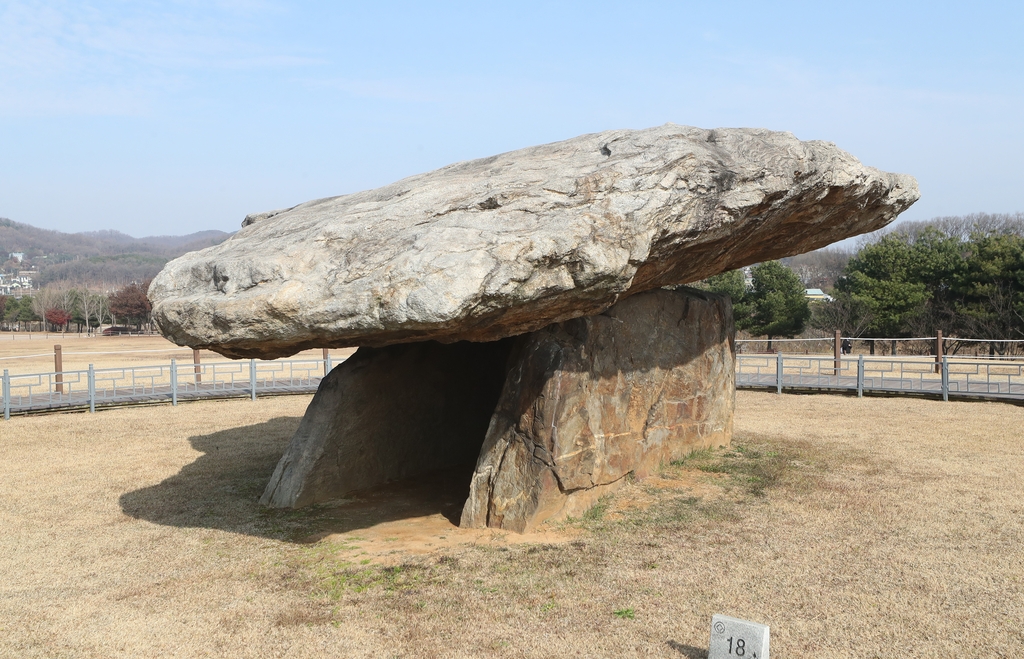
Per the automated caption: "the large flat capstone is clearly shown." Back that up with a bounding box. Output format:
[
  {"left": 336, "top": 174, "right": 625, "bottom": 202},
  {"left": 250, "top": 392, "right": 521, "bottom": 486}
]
[
  {"left": 149, "top": 124, "right": 918, "bottom": 359},
  {"left": 262, "top": 287, "right": 734, "bottom": 532}
]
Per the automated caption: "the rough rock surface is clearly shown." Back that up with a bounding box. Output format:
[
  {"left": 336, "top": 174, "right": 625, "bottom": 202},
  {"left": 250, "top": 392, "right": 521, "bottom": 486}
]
[
  {"left": 150, "top": 124, "right": 917, "bottom": 359},
  {"left": 260, "top": 339, "right": 513, "bottom": 508},
  {"left": 460, "top": 287, "right": 734, "bottom": 532},
  {"left": 260, "top": 287, "right": 734, "bottom": 535}
]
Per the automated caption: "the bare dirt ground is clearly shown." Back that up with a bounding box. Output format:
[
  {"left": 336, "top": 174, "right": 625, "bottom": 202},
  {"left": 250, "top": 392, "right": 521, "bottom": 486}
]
[
  {"left": 0, "top": 333, "right": 353, "bottom": 375},
  {"left": 0, "top": 391, "right": 1022, "bottom": 658}
]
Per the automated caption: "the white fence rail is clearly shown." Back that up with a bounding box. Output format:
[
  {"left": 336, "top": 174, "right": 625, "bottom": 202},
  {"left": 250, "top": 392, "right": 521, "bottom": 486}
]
[
  {"left": 2, "top": 355, "right": 337, "bottom": 419},
  {"left": 737, "top": 354, "right": 1024, "bottom": 401},
  {"left": 4, "top": 353, "right": 1023, "bottom": 419}
]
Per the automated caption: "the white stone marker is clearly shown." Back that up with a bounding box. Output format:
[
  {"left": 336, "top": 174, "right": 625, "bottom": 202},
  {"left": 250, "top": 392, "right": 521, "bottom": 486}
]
[{"left": 708, "top": 614, "right": 769, "bottom": 659}]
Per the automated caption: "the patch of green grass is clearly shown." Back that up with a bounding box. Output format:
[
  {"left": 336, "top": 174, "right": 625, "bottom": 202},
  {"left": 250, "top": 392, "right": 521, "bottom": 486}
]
[
  {"left": 613, "top": 607, "right": 635, "bottom": 619},
  {"left": 668, "top": 442, "right": 796, "bottom": 497},
  {"left": 561, "top": 496, "right": 615, "bottom": 531},
  {"left": 637, "top": 492, "right": 740, "bottom": 528},
  {"left": 314, "top": 563, "right": 430, "bottom": 598},
  {"left": 615, "top": 438, "right": 826, "bottom": 531},
  {"left": 581, "top": 496, "right": 611, "bottom": 523},
  {"left": 670, "top": 446, "right": 717, "bottom": 467},
  {"left": 288, "top": 540, "right": 445, "bottom": 600},
  {"left": 695, "top": 462, "right": 735, "bottom": 474}
]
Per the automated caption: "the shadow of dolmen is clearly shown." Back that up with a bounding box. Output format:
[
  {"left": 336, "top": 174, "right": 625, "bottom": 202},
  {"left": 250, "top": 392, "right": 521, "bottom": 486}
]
[
  {"left": 122, "top": 417, "right": 716, "bottom": 655},
  {"left": 119, "top": 416, "right": 471, "bottom": 542}
]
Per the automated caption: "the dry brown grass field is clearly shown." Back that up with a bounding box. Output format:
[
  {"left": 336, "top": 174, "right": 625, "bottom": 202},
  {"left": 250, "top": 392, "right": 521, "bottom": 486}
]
[
  {"left": 0, "top": 333, "right": 353, "bottom": 375},
  {"left": 1, "top": 390, "right": 1022, "bottom": 658}
]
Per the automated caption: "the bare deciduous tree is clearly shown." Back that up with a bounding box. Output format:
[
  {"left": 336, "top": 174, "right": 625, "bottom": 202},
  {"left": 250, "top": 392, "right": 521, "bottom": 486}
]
[{"left": 810, "top": 295, "right": 874, "bottom": 338}]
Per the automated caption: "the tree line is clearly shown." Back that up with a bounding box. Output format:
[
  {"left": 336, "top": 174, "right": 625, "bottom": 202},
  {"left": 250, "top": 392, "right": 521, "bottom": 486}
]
[
  {"left": 700, "top": 214, "right": 1024, "bottom": 350},
  {"left": 828, "top": 216, "right": 1024, "bottom": 344},
  {"left": 0, "top": 282, "right": 153, "bottom": 333},
  {"left": 699, "top": 262, "right": 810, "bottom": 350}
]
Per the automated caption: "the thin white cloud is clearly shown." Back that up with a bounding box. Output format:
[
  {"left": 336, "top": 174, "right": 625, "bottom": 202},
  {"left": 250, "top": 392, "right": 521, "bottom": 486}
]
[{"left": 0, "top": 0, "right": 323, "bottom": 116}]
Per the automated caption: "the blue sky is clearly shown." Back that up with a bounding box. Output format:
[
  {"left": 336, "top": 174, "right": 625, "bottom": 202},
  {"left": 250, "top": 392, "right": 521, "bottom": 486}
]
[{"left": 1, "top": 1, "right": 1021, "bottom": 236}]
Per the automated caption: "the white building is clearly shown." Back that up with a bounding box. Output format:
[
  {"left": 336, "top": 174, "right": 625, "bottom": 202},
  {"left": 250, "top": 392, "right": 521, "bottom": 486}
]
[{"left": 804, "top": 288, "right": 834, "bottom": 302}]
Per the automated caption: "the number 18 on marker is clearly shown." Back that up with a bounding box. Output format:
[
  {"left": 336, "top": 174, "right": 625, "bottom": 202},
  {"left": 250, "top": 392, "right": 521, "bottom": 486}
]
[{"left": 708, "top": 614, "right": 770, "bottom": 659}]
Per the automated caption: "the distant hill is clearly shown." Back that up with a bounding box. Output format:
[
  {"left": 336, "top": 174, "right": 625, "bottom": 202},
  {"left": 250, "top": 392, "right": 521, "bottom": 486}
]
[
  {"left": 1, "top": 219, "right": 231, "bottom": 259},
  {"left": 0, "top": 218, "right": 232, "bottom": 288}
]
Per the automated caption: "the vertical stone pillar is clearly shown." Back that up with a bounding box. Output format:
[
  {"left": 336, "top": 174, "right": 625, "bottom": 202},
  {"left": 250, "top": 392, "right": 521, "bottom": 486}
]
[
  {"left": 260, "top": 339, "right": 514, "bottom": 508},
  {"left": 260, "top": 287, "right": 736, "bottom": 535},
  {"left": 461, "top": 287, "right": 735, "bottom": 532}
]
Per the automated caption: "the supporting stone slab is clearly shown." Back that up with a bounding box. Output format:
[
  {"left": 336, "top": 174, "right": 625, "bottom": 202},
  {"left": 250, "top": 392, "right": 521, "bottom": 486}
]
[
  {"left": 260, "top": 339, "right": 513, "bottom": 508},
  {"left": 261, "top": 287, "right": 734, "bottom": 533},
  {"left": 460, "top": 287, "right": 735, "bottom": 532}
]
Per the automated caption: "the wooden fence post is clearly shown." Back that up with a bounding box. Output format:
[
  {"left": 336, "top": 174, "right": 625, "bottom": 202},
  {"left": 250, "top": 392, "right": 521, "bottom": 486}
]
[
  {"left": 834, "top": 329, "right": 842, "bottom": 375},
  {"left": 935, "top": 330, "right": 943, "bottom": 374},
  {"left": 54, "top": 344, "right": 63, "bottom": 394},
  {"left": 193, "top": 348, "right": 202, "bottom": 384}
]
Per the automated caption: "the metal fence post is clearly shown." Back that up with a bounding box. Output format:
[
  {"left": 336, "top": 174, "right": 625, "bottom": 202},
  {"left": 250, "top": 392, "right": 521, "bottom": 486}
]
[
  {"left": 776, "top": 351, "right": 783, "bottom": 394},
  {"left": 2, "top": 369, "right": 9, "bottom": 420},
  {"left": 857, "top": 354, "right": 864, "bottom": 398},
  {"left": 326, "top": 352, "right": 333, "bottom": 375},
  {"left": 170, "top": 359, "right": 178, "bottom": 406},
  {"left": 250, "top": 359, "right": 257, "bottom": 401},
  {"left": 941, "top": 355, "right": 949, "bottom": 402},
  {"left": 88, "top": 364, "right": 96, "bottom": 413}
]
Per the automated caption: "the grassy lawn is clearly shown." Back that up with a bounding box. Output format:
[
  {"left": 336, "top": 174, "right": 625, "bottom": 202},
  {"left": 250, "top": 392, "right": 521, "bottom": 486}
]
[
  {"left": 0, "top": 391, "right": 1021, "bottom": 658},
  {"left": 0, "top": 332, "right": 353, "bottom": 375}
]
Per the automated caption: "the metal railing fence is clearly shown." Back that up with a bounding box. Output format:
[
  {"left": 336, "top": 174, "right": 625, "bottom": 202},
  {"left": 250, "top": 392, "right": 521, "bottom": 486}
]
[
  {"left": 735, "top": 335, "right": 1024, "bottom": 358},
  {"left": 5, "top": 352, "right": 1023, "bottom": 420},
  {"left": 736, "top": 354, "right": 1024, "bottom": 401},
  {"left": 2, "top": 355, "right": 336, "bottom": 419}
]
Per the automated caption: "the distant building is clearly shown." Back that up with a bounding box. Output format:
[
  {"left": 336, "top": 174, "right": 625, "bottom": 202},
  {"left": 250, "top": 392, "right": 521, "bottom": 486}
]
[
  {"left": 804, "top": 288, "right": 834, "bottom": 302},
  {"left": 8, "top": 252, "right": 24, "bottom": 263},
  {"left": 0, "top": 272, "right": 35, "bottom": 296}
]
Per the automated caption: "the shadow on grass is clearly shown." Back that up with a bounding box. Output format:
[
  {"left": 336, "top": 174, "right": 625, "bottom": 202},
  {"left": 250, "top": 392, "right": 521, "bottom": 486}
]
[
  {"left": 666, "top": 641, "right": 707, "bottom": 658},
  {"left": 119, "top": 416, "right": 474, "bottom": 542}
]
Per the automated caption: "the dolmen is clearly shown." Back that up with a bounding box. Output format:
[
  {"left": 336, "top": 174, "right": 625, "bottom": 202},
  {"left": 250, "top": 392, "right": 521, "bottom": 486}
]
[{"left": 150, "top": 124, "right": 918, "bottom": 532}]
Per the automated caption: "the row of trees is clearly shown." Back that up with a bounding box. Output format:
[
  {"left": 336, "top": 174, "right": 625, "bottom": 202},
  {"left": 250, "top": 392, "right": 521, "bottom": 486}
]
[
  {"left": 820, "top": 224, "right": 1024, "bottom": 342},
  {"left": 0, "top": 282, "right": 153, "bottom": 332},
  {"left": 700, "top": 214, "right": 1024, "bottom": 348}
]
